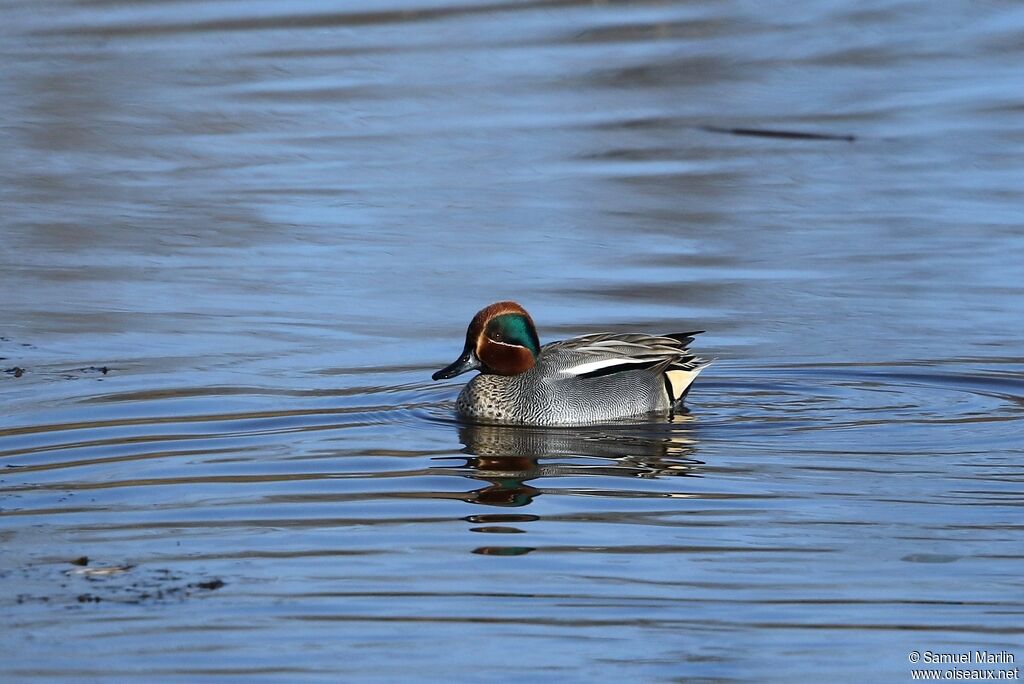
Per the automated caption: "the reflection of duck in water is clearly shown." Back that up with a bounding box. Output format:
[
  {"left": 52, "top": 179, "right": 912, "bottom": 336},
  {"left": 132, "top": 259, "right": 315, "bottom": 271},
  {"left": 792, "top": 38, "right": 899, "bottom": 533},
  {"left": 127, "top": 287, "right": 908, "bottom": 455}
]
[
  {"left": 432, "top": 302, "right": 709, "bottom": 425},
  {"left": 451, "top": 420, "right": 702, "bottom": 508},
  {"left": 451, "top": 421, "right": 703, "bottom": 556}
]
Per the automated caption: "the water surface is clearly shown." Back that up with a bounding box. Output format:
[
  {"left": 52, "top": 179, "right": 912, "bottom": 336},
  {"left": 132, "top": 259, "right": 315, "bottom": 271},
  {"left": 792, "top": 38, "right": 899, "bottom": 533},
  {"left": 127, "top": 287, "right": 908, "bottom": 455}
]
[{"left": 2, "top": 1, "right": 1023, "bottom": 681}]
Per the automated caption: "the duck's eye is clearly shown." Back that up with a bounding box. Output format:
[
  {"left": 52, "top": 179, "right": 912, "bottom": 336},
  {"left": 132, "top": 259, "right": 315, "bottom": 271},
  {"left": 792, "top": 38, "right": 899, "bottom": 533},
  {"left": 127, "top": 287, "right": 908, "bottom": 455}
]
[{"left": 491, "top": 331, "right": 503, "bottom": 342}]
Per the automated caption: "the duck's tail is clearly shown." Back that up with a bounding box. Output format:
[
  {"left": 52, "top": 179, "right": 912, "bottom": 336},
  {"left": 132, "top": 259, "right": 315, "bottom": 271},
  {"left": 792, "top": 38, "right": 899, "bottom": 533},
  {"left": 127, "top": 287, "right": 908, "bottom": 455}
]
[{"left": 664, "top": 358, "right": 712, "bottom": 404}]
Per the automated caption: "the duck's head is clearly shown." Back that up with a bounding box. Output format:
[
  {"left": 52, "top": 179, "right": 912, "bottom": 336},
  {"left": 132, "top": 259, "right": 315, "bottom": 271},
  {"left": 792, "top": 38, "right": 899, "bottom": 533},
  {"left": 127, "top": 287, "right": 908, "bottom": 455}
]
[{"left": 432, "top": 301, "right": 542, "bottom": 380}]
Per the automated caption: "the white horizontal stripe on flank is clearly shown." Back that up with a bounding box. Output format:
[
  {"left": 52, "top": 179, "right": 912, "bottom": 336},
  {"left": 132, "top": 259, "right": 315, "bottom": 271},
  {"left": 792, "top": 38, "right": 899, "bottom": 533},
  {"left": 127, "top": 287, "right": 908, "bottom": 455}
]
[{"left": 561, "top": 358, "right": 654, "bottom": 376}]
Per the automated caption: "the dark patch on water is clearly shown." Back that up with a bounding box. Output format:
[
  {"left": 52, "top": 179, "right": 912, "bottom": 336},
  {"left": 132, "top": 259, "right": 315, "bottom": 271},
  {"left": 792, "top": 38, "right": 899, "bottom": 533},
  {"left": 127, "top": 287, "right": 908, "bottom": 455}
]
[
  {"left": 700, "top": 125, "right": 857, "bottom": 141},
  {"left": 11, "top": 559, "right": 226, "bottom": 609}
]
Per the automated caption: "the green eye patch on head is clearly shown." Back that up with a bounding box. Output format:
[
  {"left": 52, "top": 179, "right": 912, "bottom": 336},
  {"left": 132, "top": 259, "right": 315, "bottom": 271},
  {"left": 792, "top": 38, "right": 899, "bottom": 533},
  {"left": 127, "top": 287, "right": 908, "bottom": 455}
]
[{"left": 485, "top": 313, "right": 541, "bottom": 357}]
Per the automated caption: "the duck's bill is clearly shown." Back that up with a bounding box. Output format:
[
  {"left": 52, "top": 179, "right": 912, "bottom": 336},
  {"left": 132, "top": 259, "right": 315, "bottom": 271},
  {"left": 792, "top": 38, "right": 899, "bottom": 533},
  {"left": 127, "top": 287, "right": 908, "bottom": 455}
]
[{"left": 432, "top": 351, "right": 481, "bottom": 380}]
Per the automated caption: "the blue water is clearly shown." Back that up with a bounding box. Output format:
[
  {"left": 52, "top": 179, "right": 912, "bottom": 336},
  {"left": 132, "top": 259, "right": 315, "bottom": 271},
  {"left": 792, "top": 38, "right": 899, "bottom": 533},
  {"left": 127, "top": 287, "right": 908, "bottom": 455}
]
[{"left": 2, "top": 1, "right": 1023, "bottom": 681}]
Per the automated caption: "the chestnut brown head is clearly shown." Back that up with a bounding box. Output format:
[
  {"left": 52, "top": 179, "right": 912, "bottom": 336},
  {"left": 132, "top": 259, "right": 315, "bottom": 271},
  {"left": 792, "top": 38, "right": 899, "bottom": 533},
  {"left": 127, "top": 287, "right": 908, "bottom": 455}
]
[{"left": 432, "top": 301, "right": 541, "bottom": 380}]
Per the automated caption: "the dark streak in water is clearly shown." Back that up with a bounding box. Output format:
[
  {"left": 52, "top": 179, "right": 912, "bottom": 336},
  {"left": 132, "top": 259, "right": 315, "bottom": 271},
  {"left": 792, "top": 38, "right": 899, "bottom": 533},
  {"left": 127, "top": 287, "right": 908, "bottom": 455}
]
[
  {"left": 700, "top": 125, "right": 857, "bottom": 141},
  {"left": 34, "top": 0, "right": 597, "bottom": 38},
  {"left": 282, "top": 614, "right": 1024, "bottom": 634}
]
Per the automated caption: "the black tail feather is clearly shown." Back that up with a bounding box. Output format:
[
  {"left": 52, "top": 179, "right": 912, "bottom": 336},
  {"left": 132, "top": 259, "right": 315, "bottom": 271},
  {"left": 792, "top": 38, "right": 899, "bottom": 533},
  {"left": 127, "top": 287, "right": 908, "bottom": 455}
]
[{"left": 663, "top": 330, "right": 704, "bottom": 348}]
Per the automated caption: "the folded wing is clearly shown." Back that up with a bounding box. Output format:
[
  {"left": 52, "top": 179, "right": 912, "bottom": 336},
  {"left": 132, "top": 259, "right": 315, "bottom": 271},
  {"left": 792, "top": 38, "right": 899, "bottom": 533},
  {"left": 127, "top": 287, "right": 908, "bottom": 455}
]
[{"left": 548, "top": 332, "right": 708, "bottom": 402}]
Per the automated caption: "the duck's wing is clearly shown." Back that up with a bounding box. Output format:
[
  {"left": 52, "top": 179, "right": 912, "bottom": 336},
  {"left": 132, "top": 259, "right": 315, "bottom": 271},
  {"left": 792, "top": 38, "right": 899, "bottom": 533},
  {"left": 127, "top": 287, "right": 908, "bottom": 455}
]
[{"left": 541, "top": 331, "right": 708, "bottom": 379}]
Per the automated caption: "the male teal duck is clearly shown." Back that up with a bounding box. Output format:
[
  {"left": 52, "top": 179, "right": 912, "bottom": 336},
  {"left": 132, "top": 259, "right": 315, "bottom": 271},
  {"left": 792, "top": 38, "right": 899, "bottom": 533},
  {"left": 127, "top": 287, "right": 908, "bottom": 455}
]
[{"left": 432, "top": 301, "right": 709, "bottom": 425}]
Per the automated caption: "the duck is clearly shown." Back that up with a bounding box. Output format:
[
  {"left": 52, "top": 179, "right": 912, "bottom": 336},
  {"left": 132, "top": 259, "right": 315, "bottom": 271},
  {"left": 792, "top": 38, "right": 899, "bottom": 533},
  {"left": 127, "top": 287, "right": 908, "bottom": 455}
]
[{"left": 432, "top": 301, "right": 709, "bottom": 425}]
